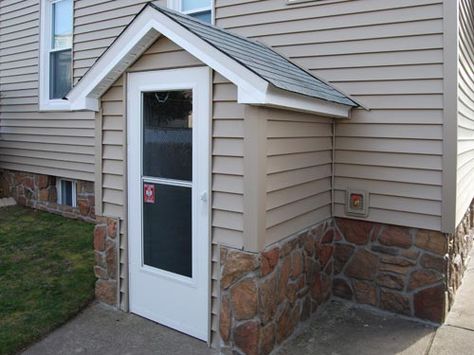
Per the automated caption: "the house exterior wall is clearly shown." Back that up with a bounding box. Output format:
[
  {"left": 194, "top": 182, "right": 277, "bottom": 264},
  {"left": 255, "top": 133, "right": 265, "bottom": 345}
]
[
  {"left": 0, "top": 0, "right": 95, "bottom": 182},
  {"left": 73, "top": 0, "right": 166, "bottom": 84},
  {"left": 456, "top": 0, "right": 474, "bottom": 226},
  {"left": 215, "top": 0, "right": 446, "bottom": 232}
]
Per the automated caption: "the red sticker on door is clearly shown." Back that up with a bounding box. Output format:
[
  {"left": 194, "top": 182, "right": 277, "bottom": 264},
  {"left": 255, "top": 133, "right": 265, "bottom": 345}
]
[{"left": 144, "top": 184, "right": 155, "bottom": 204}]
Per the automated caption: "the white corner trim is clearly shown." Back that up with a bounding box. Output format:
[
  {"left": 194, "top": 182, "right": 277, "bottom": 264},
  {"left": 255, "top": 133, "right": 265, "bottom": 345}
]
[{"left": 39, "top": 0, "right": 72, "bottom": 111}]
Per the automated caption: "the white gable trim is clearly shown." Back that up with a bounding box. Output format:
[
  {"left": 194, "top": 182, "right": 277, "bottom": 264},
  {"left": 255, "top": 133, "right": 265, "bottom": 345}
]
[{"left": 67, "top": 5, "right": 352, "bottom": 118}]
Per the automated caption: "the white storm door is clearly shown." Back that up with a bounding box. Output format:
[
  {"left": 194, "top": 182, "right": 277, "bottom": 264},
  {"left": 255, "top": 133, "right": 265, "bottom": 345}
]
[{"left": 127, "top": 67, "right": 210, "bottom": 341}]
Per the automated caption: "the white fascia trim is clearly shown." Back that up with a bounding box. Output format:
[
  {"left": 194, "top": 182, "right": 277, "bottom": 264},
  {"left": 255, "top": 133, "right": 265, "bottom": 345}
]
[
  {"left": 67, "top": 6, "right": 268, "bottom": 111},
  {"left": 39, "top": 0, "right": 71, "bottom": 111},
  {"left": 240, "top": 85, "right": 352, "bottom": 118}
]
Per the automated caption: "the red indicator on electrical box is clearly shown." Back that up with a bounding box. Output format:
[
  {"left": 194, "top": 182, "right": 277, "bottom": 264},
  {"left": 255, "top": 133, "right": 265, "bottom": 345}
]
[
  {"left": 350, "top": 193, "right": 363, "bottom": 210},
  {"left": 144, "top": 184, "right": 155, "bottom": 204}
]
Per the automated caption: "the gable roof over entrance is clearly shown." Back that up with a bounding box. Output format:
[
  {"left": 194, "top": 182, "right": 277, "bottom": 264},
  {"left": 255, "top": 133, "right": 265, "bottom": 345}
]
[{"left": 67, "top": 3, "right": 358, "bottom": 118}]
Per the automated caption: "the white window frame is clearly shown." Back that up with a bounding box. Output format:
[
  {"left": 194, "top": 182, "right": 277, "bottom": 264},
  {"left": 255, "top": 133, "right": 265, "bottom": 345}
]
[
  {"left": 39, "top": 0, "right": 73, "bottom": 111},
  {"left": 57, "top": 178, "right": 77, "bottom": 207},
  {"left": 167, "top": 0, "right": 214, "bottom": 24}
]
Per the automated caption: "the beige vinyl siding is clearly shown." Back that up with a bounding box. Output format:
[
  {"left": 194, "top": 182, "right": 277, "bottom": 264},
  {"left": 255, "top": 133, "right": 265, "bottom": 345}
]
[
  {"left": 73, "top": 0, "right": 166, "bottom": 84},
  {"left": 264, "top": 109, "right": 333, "bottom": 246},
  {"left": 0, "top": 0, "right": 95, "bottom": 181},
  {"left": 216, "top": 0, "right": 445, "bottom": 231},
  {"left": 212, "top": 73, "right": 245, "bottom": 249},
  {"left": 456, "top": 0, "right": 474, "bottom": 225}
]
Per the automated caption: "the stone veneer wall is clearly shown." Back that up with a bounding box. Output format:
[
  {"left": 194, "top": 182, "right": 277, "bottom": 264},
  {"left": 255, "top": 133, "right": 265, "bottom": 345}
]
[
  {"left": 332, "top": 203, "right": 474, "bottom": 324},
  {"left": 447, "top": 205, "right": 474, "bottom": 307},
  {"left": 0, "top": 169, "right": 95, "bottom": 222},
  {"left": 93, "top": 217, "right": 119, "bottom": 306},
  {"left": 219, "top": 220, "right": 334, "bottom": 355}
]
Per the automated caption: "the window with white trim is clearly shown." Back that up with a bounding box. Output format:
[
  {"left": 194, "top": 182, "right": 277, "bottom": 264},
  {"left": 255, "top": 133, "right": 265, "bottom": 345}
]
[
  {"left": 168, "top": 0, "right": 212, "bottom": 23},
  {"left": 40, "top": 0, "right": 73, "bottom": 110},
  {"left": 57, "top": 178, "right": 77, "bottom": 207}
]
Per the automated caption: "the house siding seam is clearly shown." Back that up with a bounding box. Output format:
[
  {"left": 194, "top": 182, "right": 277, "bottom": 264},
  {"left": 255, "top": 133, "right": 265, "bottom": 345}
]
[
  {"left": 456, "top": 0, "right": 474, "bottom": 225},
  {"left": 0, "top": 0, "right": 95, "bottom": 182},
  {"left": 215, "top": 0, "right": 445, "bottom": 232}
]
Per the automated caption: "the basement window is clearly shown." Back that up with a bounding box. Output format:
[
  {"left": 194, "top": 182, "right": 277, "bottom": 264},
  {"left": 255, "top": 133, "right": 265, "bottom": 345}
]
[
  {"left": 57, "top": 179, "right": 77, "bottom": 207},
  {"left": 168, "top": 0, "right": 213, "bottom": 23}
]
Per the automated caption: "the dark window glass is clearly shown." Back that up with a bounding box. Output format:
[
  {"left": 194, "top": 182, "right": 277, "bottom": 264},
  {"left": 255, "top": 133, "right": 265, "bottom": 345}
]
[
  {"left": 189, "top": 11, "right": 211, "bottom": 23},
  {"left": 60, "top": 180, "right": 73, "bottom": 206},
  {"left": 143, "top": 91, "right": 193, "bottom": 181},
  {"left": 143, "top": 183, "right": 192, "bottom": 277},
  {"left": 50, "top": 49, "right": 72, "bottom": 99}
]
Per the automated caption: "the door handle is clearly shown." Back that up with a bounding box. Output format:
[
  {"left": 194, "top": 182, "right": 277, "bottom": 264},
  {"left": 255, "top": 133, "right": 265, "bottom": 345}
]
[{"left": 200, "top": 191, "right": 208, "bottom": 202}]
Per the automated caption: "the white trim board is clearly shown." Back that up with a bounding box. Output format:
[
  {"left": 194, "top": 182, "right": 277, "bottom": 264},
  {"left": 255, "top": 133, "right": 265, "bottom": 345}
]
[{"left": 66, "top": 4, "right": 353, "bottom": 119}]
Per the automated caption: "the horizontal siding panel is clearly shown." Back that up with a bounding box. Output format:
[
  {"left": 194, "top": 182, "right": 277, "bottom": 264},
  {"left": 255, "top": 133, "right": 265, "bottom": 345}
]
[
  {"left": 212, "top": 227, "right": 244, "bottom": 249},
  {"left": 335, "top": 151, "right": 442, "bottom": 170},
  {"left": 266, "top": 206, "right": 331, "bottom": 245},
  {"left": 336, "top": 137, "right": 443, "bottom": 155},
  {"left": 267, "top": 151, "right": 332, "bottom": 174},
  {"left": 267, "top": 178, "right": 331, "bottom": 210},
  {"left": 334, "top": 204, "right": 441, "bottom": 231},
  {"left": 266, "top": 191, "right": 331, "bottom": 229},
  {"left": 335, "top": 164, "right": 442, "bottom": 185},
  {"left": 335, "top": 177, "right": 442, "bottom": 201},
  {"left": 267, "top": 164, "right": 332, "bottom": 192}
]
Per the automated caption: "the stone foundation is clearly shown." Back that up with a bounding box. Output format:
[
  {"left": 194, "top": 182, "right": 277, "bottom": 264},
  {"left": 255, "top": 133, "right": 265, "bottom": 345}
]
[
  {"left": 219, "top": 220, "right": 334, "bottom": 355},
  {"left": 333, "top": 204, "right": 474, "bottom": 324},
  {"left": 0, "top": 169, "right": 95, "bottom": 222},
  {"left": 93, "top": 217, "right": 119, "bottom": 306}
]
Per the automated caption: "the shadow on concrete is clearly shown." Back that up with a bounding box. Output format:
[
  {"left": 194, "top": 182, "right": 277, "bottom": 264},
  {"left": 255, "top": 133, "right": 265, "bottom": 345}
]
[{"left": 277, "top": 300, "right": 436, "bottom": 355}]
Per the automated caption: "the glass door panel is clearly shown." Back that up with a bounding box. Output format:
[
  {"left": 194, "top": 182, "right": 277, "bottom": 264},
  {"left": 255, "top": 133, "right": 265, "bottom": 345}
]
[{"left": 142, "top": 90, "right": 193, "bottom": 277}]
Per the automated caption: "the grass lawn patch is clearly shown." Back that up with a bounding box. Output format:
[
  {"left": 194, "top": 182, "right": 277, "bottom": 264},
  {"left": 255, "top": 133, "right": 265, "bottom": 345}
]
[{"left": 0, "top": 206, "right": 95, "bottom": 355}]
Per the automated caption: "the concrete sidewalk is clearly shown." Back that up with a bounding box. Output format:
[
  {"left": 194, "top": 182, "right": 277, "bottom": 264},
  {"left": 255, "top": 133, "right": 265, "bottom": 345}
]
[
  {"left": 23, "top": 252, "right": 474, "bottom": 355},
  {"left": 279, "top": 250, "right": 474, "bottom": 355}
]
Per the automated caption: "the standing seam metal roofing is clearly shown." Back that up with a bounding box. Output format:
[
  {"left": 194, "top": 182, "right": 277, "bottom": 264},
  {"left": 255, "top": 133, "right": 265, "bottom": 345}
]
[{"left": 150, "top": 3, "right": 358, "bottom": 107}]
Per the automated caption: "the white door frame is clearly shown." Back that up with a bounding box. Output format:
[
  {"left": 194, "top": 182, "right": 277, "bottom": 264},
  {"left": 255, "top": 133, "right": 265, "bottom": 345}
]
[{"left": 127, "top": 67, "right": 211, "bottom": 341}]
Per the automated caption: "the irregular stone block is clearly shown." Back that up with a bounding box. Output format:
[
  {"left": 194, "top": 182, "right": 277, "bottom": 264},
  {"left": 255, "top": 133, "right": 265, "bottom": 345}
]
[
  {"left": 420, "top": 253, "right": 447, "bottom": 273},
  {"left": 345, "top": 249, "right": 378, "bottom": 281},
  {"left": 230, "top": 278, "right": 257, "bottom": 320},
  {"left": 334, "top": 243, "right": 355, "bottom": 274},
  {"left": 378, "top": 226, "right": 412, "bottom": 249},
  {"left": 415, "top": 230, "right": 448, "bottom": 256},
  {"left": 352, "top": 280, "right": 377, "bottom": 306},
  {"left": 336, "top": 218, "right": 372, "bottom": 245},
  {"left": 376, "top": 273, "right": 405, "bottom": 290},
  {"left": 234, "top": 320, "right": 260, "bottom": 355},
  {"left": 261, "top": 247, "right": 280, "bottom": 277},
  {"left": 333, "top": 278, "right": 353, "bottom": 300},
  {"left": 219, "top": 295, "right": 231, "bottom": 343},
  {"left": 408, "top": 270, "right": 443, "bottom": 291},
  {"left": 93, "top": 225, "right": 107, "bottom": 252},
  {"left": 259, "top": 323, "right": 275, "bottom": 355},
  {"left": 380, "top": 290, "right": 410, "bottom": 316},
  {"left": 259, "top": 273, "right": 278, "bottom": 324},
  {"left": 221, "top": 250, "right": 259, "bottom": 289},
  {"left": 414, "top": 284, "right": 446, "bottom": 323},
  {"left": 95, "top": 279, "right": 117, "bottom": 305}
]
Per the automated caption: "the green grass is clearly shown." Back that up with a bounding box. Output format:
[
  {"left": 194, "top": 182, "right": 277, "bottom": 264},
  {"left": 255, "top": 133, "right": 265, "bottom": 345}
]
[{"left": 0, "top": 206, "right": 95, "bottom": 355}]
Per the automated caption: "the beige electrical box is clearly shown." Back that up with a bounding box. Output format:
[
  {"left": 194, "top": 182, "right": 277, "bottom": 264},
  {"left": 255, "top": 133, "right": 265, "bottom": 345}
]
[{"left": 345, "top": 189, "right": 369, "bottom": 217}]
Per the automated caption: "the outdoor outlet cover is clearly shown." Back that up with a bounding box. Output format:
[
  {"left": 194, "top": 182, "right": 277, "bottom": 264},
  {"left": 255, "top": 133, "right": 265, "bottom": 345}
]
[{"left": 345, "top": 189, "right": 369, "bottom": 217}]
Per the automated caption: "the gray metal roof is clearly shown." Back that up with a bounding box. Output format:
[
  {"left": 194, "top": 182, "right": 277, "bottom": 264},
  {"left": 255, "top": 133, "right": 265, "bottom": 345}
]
[{"left": 150, "top": 3, "right": 357, "bottom": 107}]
